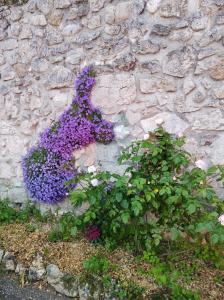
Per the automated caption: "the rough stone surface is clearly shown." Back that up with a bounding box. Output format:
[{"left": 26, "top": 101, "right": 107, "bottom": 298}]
[
  {"left": 0, "top": 0, "right": 224, "bottom": 203},
  {"left": 28, "top": 254, "right": 46, "bottom": 281}
]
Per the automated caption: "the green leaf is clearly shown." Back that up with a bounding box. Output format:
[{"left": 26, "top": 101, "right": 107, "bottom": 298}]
[
  {"left": 187, "top": 204, "right": 197, "bottom": 214},
  {"left": 211, "top": 234, "right": 219, "bottom": 244},
  {"left": 121, "top": 199, "right": 129, "bottom": 209},
  {"left": 132, "top": 200, "right": 142, "bottom": 216},
  {"left": 70, "top": 226, "right": 77, "bottom": 236},
  {"left": 170, "top": 227, "right": 181, "bottom": 241},
  {"left": 115, "top": 193, "right": 123, "bottom": 202},
  {"left": 121, "top": 212, "right": 130, "bottom": 224}
]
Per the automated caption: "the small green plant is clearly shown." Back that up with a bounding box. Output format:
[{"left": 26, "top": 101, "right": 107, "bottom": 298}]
[
  {"left": 25, "top": 223, "right": 37, "bottom": 233},
  {"left": 48, "top": 212, "right": 78, "bottom": 242},
  {"left": 142, "top": 250, "right": 200, "bottom": 300},
  {"left": 0, "top": 199, "right": 17, "bottom": 224},
  {"left": 83, "top": 255, "right": 110, "bottom": 276},
  {"left": 82, "top": 255, "right": 145, "bottom": 299}
]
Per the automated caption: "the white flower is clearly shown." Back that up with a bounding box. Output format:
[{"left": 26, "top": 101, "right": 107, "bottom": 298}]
[
  {"left": 218, "top": 214, "right": 224, "bottom": 226},
  {"left": 143, "top": 133, "right": 149, "bottom": 140},
  {"left": 177, "top": 132, "right": 183, "bottom": 138},
  {"left": 88, "top": 165, "right": 97, "bottom": 173},
  {"left": 195, "top": 159, "right": 208, "bottom": 171},
  {"left": 90, "top": 179, "right": 99, "bottom": 187}
]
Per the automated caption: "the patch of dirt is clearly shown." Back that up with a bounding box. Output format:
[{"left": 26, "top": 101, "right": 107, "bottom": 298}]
[{"left": 1, "top": 223, "right": 224, "bottom": 299}]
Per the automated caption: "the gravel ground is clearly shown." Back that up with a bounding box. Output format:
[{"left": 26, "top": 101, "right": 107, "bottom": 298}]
[{"left": 0, "top": 278, "right": 69, "bottom": 300}]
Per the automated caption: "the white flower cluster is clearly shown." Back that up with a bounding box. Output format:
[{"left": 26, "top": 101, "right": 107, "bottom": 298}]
[
  {"left": 218, "top": 214, "right": 224, "bottom": 226},
  {"left": 87, "top": 165, "right": 99, "bottom": 187}
]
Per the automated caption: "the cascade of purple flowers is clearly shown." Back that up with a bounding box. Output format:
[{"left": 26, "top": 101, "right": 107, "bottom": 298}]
[{"left": 22, "top": 66, "right": 114, "bottom": 204}]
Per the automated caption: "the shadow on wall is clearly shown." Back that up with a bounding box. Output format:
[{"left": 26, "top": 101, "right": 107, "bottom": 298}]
[{"left": 0, "top": 0, "right": 28, "bottom": 5}]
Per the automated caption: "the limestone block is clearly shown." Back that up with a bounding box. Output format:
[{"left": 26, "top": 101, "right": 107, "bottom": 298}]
[
  {"left": 209, "top": 58, "right": 224, "bottom": 81},
  {"left": 65, "top": 49, "right": 83, "bottom": 65},
  {"left": 126, "top": 110, "right": 141, "bottom": 125},
  {"left": 92, "top": 74, "right": 136, "bottom": 114},
  {"left": 115, "top": 2, "right": 131, "bottom": 23},
  {"left": 131, "top": 39, "right": 160, "bottom": 54},
  {"left": 140, "top": 112, "right": 189, "bottom": 134},
  {"left": 169, "top": 28, "right": 193, "bottom": 42},
  {"left": 45, "top": 66, "right": 73, "bottom": 89},
  {"left": 90, "top": 0, "right": 105, "bottom": 12},
  {"left": 29, "top": 14, "right": 47, "bottom": 26},
  {"left": 183, "top": 77, "right": 196, "bottom": 95},
  {"left": 45, "top": 27, "right": 63, "bottom": 45},
  {"left": 213, "top": 86, "right": 224, "bottom": 99},
  {"left": 160, "top": 0, "right": 182, "bottom": 18},
  {"left": 0, "top": 163, "right": 14, "bottom": 180},
  {"left": 54, "top": 0, "right": 71, "bottom": 9},
  {"left": 191, "top": 15, "right": 207, "bottom": 31},
  {"left": 139, "top": 78, "right": 157, "bottom": 94},
  {"left": 20, "top": 26, "right": 32, "bottom": 39},
  {"left": 1, "top": 39, "right": 18, "bottom": 50},
  {"left": 47, "top": 9, "right": 63, "bottom": 26},
  {"left": 67, "top": 7, "right": 79, "bottom": 20},
  {"left": 9, "top": 7, "right": 23, "bottom": 21},
  {"left": 146, "top": 0, "right": 161, "bottom": 13},
  {"left": 198, "top": 27, "right": 222, "bottom": 47},
  {"left": 105, "top": 5, "right": 115, "bottom": 24},
  {"left": 62, "top": 24, "right": 82, "bottom": 37},
  {"left": 1, "top": 66, "right": 15, "bottom": 81},
  {"left": 36, "top": 0, "right": 54, "bottom": 15},
  {"left": 163, "top": 46, "right": 197, "bottom": 78},
  {"left": 31, "top": 58, "right": 49, "bottom": 73},
  {"left": 14, "top": 63, "right": 27, "bottom": 78},
  {"left": 104, "top": 25, "right": 120, "bottom": 35},
  {"left": 87, "top": 15, "right": 101, "bottom": 29},
  {"left": 185, "top": 109, "right": 224, "bottom": 130},
  {"left": 216, "top": 11, "right": 224, "bottom": 24},
  {"left": 211, "top": 134, "right": 224, "bottom": 165}
]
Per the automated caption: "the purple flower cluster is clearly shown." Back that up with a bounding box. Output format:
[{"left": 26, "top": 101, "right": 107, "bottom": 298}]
[
  {"left": 22, "top": 66, "right": 114, "bottom": 204},
  {"left": 85, "top": 225, "right": 101, "bottom": 242}
]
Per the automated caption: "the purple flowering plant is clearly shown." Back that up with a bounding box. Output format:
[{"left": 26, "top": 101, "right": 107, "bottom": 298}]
[{"left": 22, "top": 66, "right": 114, "bottom": 204}]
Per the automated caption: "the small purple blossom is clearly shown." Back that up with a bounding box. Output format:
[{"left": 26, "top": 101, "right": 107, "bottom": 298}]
[{"left": 22, "top": 66, "right": 114, "bottom": 204}]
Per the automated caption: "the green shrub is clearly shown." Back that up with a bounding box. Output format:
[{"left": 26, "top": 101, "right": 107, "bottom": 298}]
[{"left": 68, "top": 128, "right": 224, "bottom": 253}]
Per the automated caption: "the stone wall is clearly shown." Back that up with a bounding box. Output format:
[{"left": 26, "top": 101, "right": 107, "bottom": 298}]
[{"left": 1, "top": 0, "right": 224, "bottom": 204}]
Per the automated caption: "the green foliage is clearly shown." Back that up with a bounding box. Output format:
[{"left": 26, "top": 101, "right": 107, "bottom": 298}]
[
  {"left": 83, "top": 255, "right": 110, "bottom": 276},
  {"left": 68, "top": 128, "right": 224, "bottom": 253},
  {"left": 48, "top": 212, "right": 78, "bottom": 242},
  {"left": 0, "top": 199, "right": 48, "bottom": 225}
]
